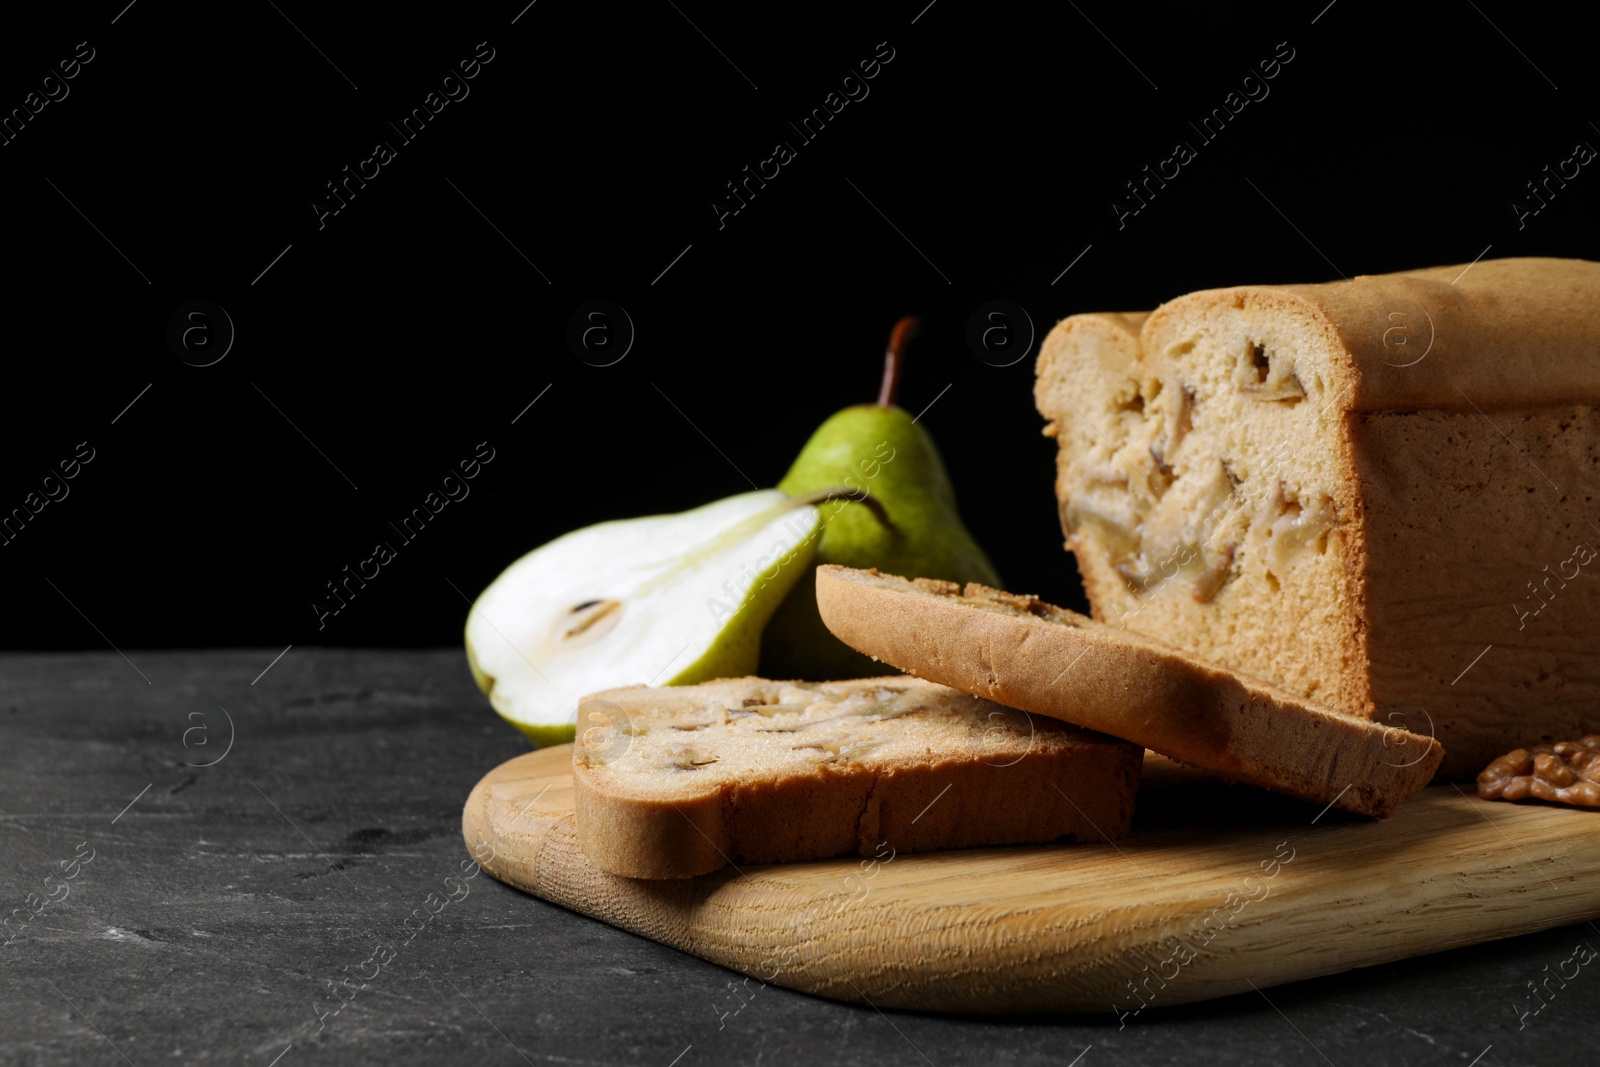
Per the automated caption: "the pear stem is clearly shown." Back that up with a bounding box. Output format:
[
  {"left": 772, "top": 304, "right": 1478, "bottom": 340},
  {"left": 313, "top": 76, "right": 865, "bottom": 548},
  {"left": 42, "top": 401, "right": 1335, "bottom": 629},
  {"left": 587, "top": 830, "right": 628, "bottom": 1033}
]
[
  {"left": 877, "top": 316, "right": 920, "bottom": 408},
  {"left": 787, "top": 486, "right": 894, "bottom": 531}
]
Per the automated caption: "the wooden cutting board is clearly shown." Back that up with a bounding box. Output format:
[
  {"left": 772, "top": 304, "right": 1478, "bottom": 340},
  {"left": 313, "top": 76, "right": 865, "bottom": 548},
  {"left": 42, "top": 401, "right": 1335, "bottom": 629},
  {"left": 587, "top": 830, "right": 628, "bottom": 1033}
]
[{"left": 461, "top": 745, "right": 1600, "bottom": 1015}]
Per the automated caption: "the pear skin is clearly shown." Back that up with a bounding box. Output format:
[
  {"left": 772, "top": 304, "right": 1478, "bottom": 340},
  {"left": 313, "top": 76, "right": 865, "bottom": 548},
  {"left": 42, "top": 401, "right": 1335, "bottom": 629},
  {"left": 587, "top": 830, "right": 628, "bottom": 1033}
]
[{"left": 762, "top": 399, "right": 999, "bottom": 679}]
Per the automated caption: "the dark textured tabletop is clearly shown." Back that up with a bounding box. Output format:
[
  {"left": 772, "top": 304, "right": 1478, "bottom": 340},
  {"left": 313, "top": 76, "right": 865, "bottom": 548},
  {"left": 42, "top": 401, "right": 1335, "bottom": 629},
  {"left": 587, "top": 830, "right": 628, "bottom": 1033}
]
[{"left": 2, "top": 649, "right": 1592, "bottom": 1066}]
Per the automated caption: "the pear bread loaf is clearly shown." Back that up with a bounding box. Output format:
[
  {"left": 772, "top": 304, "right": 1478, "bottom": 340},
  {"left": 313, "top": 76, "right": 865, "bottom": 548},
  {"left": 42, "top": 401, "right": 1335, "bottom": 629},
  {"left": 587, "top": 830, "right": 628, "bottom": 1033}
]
[
  {"left": 572, "top": 676, "right": 1142, "bottom": 879},
  {"left": 814, "top": 565, "right": 1443, "bottom": 816},
  {"left": 1034, "top": 258, "right": 1600, "bottom": 778}
]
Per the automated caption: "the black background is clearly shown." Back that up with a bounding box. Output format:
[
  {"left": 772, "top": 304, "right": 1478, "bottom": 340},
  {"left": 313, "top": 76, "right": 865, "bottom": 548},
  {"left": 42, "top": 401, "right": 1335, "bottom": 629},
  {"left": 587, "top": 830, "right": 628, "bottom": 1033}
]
[{"left": 2, "top": 0, "right": 1596, "bottom": 650}]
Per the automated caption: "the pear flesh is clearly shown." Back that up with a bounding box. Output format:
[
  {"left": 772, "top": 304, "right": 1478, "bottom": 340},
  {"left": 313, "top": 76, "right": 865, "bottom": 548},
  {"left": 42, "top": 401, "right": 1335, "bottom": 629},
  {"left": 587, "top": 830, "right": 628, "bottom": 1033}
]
[{"left": 467, "top": 490, "right": 821, "bottom": 746}]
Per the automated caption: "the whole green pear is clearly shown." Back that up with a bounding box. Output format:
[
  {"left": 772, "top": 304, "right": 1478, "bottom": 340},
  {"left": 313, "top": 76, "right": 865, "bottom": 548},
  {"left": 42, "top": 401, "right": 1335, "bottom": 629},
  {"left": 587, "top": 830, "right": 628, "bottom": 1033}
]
[{"left": 760, "top": 317, "right": 1001, "bottom": 679}]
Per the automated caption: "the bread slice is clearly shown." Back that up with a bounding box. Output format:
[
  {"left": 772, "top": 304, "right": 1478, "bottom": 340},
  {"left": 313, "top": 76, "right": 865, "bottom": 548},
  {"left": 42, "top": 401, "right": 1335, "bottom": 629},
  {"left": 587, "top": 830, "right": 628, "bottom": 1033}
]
[
  {"left": 571, "top": 676, "right": 1142, "bottom": 879},
  {"left": 1035, "top": 258, "right": 1600, "bottom": 778},
  {"left": 815, "top": 565, "right": 1443, "bottom": 817}
]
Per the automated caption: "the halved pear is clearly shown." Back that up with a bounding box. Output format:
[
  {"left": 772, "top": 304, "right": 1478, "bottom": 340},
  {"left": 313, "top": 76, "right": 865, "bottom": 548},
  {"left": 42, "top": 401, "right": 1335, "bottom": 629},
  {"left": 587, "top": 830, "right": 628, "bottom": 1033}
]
[{"left": 465, "top": 490, "right": 822, "bottom": 746}]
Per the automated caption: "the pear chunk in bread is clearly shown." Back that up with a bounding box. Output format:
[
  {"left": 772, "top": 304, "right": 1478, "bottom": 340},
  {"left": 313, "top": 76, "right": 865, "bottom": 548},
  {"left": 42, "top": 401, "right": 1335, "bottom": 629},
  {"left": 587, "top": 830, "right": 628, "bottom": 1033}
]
[
  {"left": 572, "top": 676, "right": 1142, "bottom": 879},
  {"left": 815, "top": 565, "right": 1443, "bottom": 817}
]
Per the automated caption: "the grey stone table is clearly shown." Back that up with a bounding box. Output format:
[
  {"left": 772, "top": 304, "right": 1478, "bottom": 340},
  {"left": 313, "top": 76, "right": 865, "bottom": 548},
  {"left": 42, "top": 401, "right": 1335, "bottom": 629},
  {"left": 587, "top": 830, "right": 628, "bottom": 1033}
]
[{"left": 1, "top": 650, "right": 1591, "bottom": 1066}]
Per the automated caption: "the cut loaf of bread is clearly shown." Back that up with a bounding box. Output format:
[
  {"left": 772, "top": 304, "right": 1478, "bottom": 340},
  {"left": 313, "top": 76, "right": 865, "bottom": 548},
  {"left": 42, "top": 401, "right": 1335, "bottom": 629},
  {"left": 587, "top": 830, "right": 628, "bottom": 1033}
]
[
  {"left": 572, "top": 676, "right": 1142, "bottom": 879},
  {"left": 815, "top": 565, "right": 1443, "bottom": 816},
  {"left": 1035, "top": 258, "right": 1600, "bottom": 778}
]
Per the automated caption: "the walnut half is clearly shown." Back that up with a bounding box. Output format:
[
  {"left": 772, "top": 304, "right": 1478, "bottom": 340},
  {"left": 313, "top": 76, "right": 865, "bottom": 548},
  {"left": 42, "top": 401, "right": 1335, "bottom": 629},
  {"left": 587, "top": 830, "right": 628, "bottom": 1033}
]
[{"left": 1477, "top": 736, "right": 1600, "bottom": 807}]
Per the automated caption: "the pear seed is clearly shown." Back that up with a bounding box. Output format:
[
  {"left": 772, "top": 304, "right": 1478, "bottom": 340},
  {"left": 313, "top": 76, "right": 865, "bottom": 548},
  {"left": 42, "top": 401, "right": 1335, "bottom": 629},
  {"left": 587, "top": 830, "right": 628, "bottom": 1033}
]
[{"left": 557, "top": 598, "right": 624, "bottom": 643}]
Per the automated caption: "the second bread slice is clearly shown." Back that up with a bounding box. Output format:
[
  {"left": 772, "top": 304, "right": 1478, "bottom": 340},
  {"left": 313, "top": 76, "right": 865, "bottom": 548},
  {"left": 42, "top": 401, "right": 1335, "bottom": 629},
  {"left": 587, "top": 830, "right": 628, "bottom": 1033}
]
[
  {"left": 815, "top": 565, "right": 1443, "bottom": 817},
  {"left": 573, "top": 676, "right": 1142, "bottom": 878}
]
